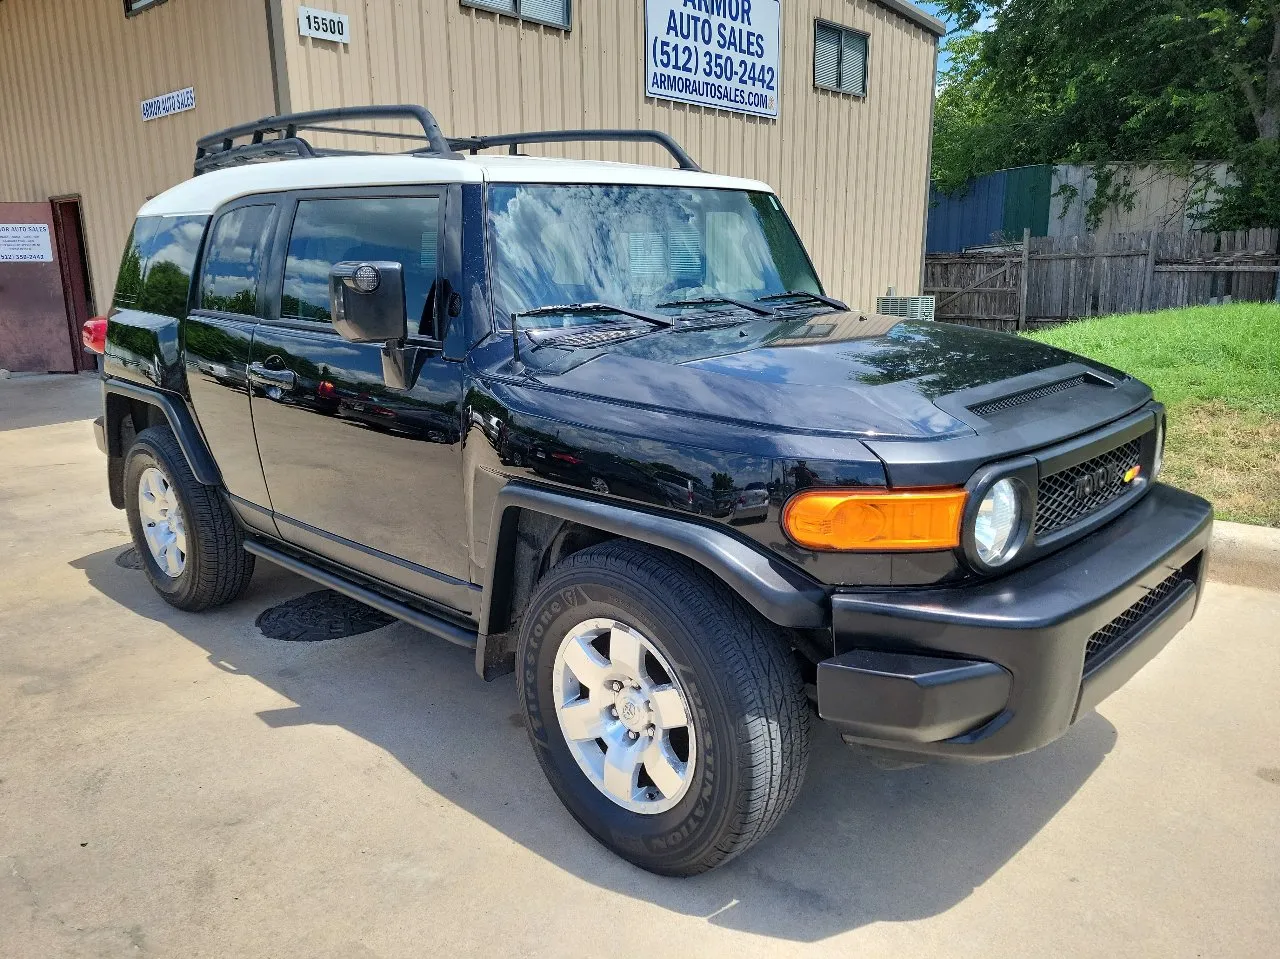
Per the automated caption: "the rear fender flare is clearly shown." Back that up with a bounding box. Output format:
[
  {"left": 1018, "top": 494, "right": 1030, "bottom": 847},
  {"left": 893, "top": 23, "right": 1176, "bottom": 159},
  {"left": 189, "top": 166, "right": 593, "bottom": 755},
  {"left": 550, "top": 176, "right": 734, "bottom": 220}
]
[{"left": 104, "top": 379, "right": 222, "bottom": 488}]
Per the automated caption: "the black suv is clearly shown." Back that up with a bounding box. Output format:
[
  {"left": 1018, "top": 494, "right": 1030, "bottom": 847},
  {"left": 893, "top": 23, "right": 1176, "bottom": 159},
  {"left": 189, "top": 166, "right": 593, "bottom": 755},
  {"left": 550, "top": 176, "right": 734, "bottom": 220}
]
[{"left": 91, "top": 106, "right": 1212, "bottom": 876}]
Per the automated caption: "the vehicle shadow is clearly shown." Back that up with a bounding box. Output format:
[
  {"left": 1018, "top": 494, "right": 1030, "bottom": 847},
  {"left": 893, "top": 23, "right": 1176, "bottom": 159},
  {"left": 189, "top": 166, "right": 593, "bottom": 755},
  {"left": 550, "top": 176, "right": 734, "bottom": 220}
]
[
  {"left": 71, "top": 544, "right": 1117, "bottom": 943},
  {"left": 0, "top": 372, "right": 100, "bottom": 432}
]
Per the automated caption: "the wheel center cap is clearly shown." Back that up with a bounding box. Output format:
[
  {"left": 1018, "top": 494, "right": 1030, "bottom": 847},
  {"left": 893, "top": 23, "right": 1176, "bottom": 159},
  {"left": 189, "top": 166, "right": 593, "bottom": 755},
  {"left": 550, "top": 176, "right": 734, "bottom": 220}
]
[{"left": 615, "top": 689, "right": 649, "bottom": 732}]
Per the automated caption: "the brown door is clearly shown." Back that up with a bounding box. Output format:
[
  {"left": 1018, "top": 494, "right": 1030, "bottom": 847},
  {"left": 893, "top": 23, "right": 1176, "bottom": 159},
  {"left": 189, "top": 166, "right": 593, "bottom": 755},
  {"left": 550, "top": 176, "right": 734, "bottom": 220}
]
[
  {"left": 51, "top": 197, "right": 96, "bottom": 373},
  {"left": 0, "top": 201, "right": 77, "bottom": 373}
]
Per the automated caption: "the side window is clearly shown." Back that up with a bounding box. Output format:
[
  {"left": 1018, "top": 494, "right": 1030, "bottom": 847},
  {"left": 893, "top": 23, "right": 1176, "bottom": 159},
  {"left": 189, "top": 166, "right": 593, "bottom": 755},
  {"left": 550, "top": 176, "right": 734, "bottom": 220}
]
[
  {"left": 137, "top": 215, "right": 207, "bottom": 319},
  {"left": 281, "top": 196, "right": 441, "bottom": 337},
  {"left": 112, "top": 218, "right": 159, "bottom": 310},
  {"left": 200, "top": 205, "right": 275, "bottom": 316}
]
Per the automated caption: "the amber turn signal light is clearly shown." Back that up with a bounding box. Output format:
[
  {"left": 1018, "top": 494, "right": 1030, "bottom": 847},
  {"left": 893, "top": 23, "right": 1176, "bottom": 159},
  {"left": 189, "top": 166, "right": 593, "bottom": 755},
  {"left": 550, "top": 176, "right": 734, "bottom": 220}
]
[{"left": 782, "top": 488, "right": 967, "bottom": 551}]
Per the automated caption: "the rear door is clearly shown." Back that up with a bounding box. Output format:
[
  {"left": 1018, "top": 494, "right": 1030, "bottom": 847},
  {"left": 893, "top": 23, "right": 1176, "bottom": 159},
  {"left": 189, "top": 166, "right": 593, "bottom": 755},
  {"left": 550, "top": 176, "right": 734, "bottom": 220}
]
[
  {"left": 249, "top": 188, "right": 475, "bottom": 616},
  {"left": 184, "top": 199, "right": 279, "bottom": 534}
]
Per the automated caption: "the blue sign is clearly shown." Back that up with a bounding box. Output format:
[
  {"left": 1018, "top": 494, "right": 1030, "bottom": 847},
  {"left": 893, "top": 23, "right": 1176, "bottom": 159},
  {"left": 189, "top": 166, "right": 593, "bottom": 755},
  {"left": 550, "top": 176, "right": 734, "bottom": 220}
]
[{"left": 645, "top": 0, "right": 780, "bottom": 119}]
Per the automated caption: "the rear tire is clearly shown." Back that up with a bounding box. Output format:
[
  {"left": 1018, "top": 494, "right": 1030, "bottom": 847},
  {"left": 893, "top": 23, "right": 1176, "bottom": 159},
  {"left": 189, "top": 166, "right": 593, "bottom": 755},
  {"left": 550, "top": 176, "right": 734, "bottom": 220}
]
[
  {"left": 517, "top": 541, "right": 809, "bottom": 876},
  {"left": 123, "top": 426, "right": 254, "bottom": 611}
]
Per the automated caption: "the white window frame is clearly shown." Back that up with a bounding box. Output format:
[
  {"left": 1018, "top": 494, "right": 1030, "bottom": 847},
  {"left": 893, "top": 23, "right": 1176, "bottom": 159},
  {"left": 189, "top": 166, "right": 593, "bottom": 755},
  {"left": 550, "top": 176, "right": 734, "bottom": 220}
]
[
  {"left": 461, "top": 0, "right": 572, "bottom": 31},
  {"left": 813, "top": 19, "right": 870, "bottom": 98}
]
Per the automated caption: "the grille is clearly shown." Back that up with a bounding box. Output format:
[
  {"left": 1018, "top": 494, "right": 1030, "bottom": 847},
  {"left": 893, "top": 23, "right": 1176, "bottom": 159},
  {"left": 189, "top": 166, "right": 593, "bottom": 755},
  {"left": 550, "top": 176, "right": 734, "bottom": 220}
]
[
  {"left": 1085, "top": 565, "right": 1194, "bottom": 665},
  {"left": 970, "top": 375, "right": 1088, "bottom": 417},
  {"left": 1035, "top": 437, "right": 1143, "bottom": 536}
]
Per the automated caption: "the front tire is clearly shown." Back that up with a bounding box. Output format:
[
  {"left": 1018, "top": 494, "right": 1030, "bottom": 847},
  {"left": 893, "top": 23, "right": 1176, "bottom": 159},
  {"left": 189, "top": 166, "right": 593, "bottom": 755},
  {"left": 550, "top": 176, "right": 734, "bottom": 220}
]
[
  {"left": 123, "top": 426, "right": 254, "bottom": 611},
  {"left": 517, "top": 541, "right": 810, "bottom": 876}
]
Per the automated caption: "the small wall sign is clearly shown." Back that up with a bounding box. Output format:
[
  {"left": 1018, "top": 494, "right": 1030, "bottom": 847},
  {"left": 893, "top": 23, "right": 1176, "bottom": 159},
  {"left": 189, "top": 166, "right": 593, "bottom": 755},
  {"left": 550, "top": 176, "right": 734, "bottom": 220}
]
[
  {"left": 140, "top": 86, "right": 196, "bottom": 122},
  {"left": 0, "top": 224, "right": 54, "bottom": 263},
  {"left": 298, "top": 6, "right": 350, "bottom": 44}
]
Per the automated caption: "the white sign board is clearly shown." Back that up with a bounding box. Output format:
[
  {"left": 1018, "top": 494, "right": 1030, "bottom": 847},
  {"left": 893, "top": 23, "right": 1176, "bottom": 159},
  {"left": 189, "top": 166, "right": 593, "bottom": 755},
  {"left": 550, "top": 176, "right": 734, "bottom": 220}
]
[
  {"left": 0, "top": 224, "right": 54, "bottom": 263},
  {"left": 645, "top": 0, "right": 780, "bottom": 119},
  {"left": 298, "top": 6, "right": 350, "bottom": 44},
  {"left": 141, "top": 86, "right": 196, "bottom": 122}
]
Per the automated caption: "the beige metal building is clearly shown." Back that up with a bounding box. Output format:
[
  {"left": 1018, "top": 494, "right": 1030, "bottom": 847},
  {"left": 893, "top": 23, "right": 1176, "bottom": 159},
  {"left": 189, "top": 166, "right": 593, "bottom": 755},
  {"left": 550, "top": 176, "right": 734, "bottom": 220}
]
[{"left": 0, "top": 0, "right": 941, "bottom": 372}]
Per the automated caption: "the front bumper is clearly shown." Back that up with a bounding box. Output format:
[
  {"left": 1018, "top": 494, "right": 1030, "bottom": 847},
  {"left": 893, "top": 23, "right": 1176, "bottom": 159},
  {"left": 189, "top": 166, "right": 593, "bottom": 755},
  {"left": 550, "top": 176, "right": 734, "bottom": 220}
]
[{"left": 817, "top": 483, "right": 1212, "bottom": 760}]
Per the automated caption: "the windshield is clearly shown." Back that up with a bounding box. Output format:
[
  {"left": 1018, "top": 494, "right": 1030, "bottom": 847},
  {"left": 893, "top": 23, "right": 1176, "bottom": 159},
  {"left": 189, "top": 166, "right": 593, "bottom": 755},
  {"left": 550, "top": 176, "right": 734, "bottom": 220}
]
[{"left": 487, "top": 185, "right": 823, "bottom": 328}]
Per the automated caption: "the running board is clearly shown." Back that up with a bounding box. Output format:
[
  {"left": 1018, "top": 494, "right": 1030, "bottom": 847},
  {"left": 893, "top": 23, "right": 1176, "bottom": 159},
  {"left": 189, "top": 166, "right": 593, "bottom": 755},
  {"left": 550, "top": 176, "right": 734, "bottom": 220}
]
[{"left": 243, "top": 538, "right": 478, "bottom": 650}]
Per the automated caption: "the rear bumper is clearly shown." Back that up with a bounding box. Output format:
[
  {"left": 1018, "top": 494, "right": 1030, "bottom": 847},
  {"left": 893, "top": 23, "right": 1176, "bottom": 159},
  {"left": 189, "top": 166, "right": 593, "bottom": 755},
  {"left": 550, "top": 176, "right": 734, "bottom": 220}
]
[{"left": 817, "top": 482, "right": 1212, "bottom": 760}]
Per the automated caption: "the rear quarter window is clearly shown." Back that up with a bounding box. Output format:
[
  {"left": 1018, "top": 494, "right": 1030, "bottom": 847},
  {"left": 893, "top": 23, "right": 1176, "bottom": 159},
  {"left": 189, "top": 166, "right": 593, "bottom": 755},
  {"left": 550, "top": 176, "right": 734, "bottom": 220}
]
[{"left": 113, "top": 214, "right": 208, "bottom": 318}]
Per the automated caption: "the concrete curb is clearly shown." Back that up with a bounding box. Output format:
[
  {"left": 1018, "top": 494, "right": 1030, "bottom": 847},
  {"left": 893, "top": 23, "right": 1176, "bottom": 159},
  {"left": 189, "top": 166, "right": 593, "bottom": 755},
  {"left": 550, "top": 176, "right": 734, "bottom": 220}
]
[{"left": 1210, "top": 520, "right": 1280, "bottom": 590}]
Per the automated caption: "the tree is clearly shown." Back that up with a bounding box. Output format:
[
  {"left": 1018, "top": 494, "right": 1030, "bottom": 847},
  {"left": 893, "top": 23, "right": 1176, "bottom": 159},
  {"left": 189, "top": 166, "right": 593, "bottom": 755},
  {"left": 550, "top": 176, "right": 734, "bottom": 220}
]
[{"left": 932, "top": 1, "right": 1280, "bottom": 228}]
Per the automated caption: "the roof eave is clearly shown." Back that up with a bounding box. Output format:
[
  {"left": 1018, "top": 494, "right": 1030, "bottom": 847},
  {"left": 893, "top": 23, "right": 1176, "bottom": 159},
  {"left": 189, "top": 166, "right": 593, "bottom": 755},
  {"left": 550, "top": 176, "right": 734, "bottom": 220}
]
[{"left": 871, "top": 0, "right": 947, "bottom": 38}]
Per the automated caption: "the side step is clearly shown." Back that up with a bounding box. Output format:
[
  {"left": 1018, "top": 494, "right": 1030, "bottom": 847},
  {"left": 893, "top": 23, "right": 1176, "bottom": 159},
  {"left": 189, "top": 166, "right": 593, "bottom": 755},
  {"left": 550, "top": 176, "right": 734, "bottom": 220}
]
[{"left": 243, "top": 538, "right": 478, "bottom": 650}]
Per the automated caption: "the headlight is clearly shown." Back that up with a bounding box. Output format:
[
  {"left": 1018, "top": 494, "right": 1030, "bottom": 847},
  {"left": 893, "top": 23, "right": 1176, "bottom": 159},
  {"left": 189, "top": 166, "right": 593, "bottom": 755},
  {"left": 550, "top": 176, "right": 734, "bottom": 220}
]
[
  {"left": 973, "top": 479, "right": 1022, "bottom": 567},
  {"left": 1153, "top": 417, "right": 1165, "bottom": 478}
]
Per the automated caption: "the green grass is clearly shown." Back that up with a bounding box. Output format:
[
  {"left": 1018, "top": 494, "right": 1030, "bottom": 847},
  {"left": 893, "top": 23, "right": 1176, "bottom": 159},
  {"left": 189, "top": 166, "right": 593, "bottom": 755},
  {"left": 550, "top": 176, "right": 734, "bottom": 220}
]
[{"left": 1027, "top": 303, "right": 1280, "bottom": 526}]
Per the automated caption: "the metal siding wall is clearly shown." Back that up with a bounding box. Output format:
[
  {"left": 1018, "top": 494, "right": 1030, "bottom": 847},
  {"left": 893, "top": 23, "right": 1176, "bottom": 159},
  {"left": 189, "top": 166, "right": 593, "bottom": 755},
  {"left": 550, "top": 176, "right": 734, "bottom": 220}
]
[
  {"left": 1047, "top": 164, "right": 1234, "bottom": 238},
  {"left": 276, "top": 0, "right": 937, "bottom": 309},
  {"left": 926, "top": 171, "right": 1007, "bottom": 253},
  {"left": 1001, "top": 164, "right": 1050, "bottom": 239},
  {"left": 0, "top": 0, "right": 276, "bottom": 311}
]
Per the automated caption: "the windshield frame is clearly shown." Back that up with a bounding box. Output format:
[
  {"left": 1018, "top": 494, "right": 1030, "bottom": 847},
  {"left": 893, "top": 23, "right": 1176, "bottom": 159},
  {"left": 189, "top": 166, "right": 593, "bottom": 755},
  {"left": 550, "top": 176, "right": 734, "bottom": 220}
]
[{"left": 482, "top": 182, "right": 827, "bottom": 332}]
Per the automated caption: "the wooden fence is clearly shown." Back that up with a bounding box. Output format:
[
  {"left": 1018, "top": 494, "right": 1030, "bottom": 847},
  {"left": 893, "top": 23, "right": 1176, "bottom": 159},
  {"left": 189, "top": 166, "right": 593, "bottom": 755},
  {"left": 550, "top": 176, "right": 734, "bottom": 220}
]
[{"left": 923, "top": 228, "right": 1280, "bottom": 331}]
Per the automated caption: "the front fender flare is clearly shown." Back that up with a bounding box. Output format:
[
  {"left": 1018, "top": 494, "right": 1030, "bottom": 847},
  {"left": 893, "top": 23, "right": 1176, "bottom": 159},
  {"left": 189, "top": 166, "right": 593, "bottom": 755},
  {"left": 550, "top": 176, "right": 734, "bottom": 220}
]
[{"left": 476, "top": 482, "right": 830, "bottom": 677}]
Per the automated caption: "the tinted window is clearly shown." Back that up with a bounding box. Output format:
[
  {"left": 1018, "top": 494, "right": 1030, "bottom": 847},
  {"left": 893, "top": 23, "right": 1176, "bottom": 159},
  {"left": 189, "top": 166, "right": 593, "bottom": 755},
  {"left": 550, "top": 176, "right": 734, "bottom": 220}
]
[
  {"left": 113, "top": 215, "right": 207, "bottom": 317},
  {"left": 112, "top": 218, "right": 158, "bottom": 310},
  {"left": 137, "top": 216, "right": 206, "bottom": 318},
  {"left": 281, "top": 196, "right": 441, "bottom": 336},
  {"left": 200, "top": 205, "right": 275, "bottom": 315}
]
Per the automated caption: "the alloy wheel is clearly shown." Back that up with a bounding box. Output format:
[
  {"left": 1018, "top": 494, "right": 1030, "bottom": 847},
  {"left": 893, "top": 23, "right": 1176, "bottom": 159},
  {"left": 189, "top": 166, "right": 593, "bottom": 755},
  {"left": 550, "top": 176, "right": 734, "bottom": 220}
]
[
  {"left": 137, "top": 466, "right": 188, "bottom": 578},
  {"left": 551, "top": 617, "right": 696, "bottom": 814}
]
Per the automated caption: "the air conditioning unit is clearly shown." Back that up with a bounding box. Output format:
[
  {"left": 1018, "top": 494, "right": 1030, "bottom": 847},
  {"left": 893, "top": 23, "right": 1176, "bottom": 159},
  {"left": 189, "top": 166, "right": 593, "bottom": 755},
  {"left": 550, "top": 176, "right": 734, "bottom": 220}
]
[{"left": 876, "top": 295, "right": 936, "bottom": 321}]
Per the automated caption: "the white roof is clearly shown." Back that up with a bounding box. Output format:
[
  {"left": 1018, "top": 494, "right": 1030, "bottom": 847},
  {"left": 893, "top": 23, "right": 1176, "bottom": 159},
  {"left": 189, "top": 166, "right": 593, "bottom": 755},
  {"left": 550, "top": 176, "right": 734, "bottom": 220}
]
[{"left": 138, "top": 153, "right": 773, "bottom": 217}]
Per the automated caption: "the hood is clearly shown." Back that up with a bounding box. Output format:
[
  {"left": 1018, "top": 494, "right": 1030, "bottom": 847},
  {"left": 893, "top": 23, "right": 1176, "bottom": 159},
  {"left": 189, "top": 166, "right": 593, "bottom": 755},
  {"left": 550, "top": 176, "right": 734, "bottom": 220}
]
[{"left": 522, "top": 313, "right": 1089, "bottom": 440}]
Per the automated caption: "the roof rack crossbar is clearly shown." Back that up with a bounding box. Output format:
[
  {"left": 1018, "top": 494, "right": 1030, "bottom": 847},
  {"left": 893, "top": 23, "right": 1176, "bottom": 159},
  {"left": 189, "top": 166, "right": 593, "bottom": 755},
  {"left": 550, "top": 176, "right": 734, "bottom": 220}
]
[
  {"left": 193, "top": 104, "right": 459, "bottom": 174},
  {"left": 448, "top": 129, "right": 701, "bottom": 171},
  {"left": 194, "top": 137, "right": 318, "bottom": 174}
]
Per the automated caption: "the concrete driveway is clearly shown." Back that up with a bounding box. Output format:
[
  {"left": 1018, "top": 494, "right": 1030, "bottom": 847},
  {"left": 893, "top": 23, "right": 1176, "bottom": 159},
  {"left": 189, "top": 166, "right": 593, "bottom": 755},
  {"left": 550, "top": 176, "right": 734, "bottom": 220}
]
[{"left": 2, "top": 374, "right": 1277, "bottom": 958}]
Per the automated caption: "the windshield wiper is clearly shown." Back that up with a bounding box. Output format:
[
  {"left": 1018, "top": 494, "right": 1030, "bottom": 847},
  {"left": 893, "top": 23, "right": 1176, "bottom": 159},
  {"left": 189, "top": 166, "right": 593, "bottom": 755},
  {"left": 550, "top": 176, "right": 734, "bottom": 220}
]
[
  {"left": 657, "top": 295, "right": 778, "bottom": 317},
  {"left": 512, "top": 302, "right": 674, "bottom": 328},
  {"left": 757, "top": 290, "right": 849, "bottom": 312}
]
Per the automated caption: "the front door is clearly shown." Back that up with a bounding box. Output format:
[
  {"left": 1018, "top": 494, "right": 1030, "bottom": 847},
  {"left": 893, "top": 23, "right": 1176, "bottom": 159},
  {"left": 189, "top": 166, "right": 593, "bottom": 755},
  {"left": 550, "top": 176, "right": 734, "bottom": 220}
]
[{"left": 249, "top": 190, "right": 475, "bottom": 616}]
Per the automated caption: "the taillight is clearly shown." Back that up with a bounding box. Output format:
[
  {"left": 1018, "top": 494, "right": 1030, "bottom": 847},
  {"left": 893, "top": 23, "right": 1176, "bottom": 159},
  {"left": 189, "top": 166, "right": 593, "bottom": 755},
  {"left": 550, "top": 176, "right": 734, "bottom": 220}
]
[
  {"left": 317, "top": 380, "right": 336, "bottom": 398},
  {"left": 82, "top": 316, "right": 108, "bottom": 354}
]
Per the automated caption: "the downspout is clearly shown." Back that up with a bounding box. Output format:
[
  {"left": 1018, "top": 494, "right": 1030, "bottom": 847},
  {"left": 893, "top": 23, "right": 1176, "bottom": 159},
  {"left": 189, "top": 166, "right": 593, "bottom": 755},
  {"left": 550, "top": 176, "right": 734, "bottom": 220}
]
[
  {"left": 919, "top": 33, "right": 939, "bottom": 296},
  {"left": 263, "top": 0, "right": 291, "bottom": 115}
]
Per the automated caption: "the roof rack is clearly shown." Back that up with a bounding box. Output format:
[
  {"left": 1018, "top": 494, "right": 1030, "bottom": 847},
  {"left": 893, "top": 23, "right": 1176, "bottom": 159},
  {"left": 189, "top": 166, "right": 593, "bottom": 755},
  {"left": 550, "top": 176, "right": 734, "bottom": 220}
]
[
  {"left": 194, "top": 104, "right": 459, "bottom": 174},
  {"left": 448, "top": 130, "right": 701, "bottom": 172},
  {"left": 194, "top": 105, "right": 702, "bottom": 175}
]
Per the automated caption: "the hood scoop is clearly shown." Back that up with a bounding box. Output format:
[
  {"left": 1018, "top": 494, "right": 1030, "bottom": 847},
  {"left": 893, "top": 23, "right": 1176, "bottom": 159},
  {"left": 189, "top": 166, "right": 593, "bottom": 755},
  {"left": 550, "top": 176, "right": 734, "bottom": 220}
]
[{"left": 967, "top": 372, "right": 1113, "bottom": 419}]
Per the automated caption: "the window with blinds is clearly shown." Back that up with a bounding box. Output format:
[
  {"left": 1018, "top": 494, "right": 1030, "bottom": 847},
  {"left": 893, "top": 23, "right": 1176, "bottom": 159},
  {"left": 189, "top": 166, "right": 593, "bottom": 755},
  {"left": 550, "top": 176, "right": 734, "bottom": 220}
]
[
  {"left": 462, "top": 0, "right": 571, "bottom": 29},
  {"left": 813, "top": 20, "right": 868, "bottom": 97}
]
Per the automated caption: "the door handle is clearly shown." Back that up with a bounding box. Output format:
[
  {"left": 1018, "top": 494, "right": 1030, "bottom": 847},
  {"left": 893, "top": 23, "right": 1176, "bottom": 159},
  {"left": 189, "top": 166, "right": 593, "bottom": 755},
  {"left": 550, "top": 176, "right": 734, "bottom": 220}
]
[{"left": 248, "top": 361, "right": 297, "bottom": 391}]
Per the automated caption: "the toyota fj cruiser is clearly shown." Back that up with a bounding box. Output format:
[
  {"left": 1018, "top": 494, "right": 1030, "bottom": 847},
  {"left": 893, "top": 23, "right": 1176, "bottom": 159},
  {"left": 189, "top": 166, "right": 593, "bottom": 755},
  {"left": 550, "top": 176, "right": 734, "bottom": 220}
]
[{"left": 89, "top": 105, "right": 1212, "bottom": 877}]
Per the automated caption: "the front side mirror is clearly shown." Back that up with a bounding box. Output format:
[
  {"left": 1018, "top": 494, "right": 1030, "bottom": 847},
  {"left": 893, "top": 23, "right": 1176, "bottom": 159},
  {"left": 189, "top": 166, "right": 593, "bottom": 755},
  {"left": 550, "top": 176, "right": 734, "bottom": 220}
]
[{"left": 329, "top": 261, "right": 407, "bottom": 344}]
